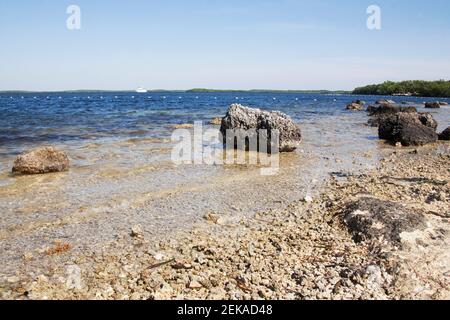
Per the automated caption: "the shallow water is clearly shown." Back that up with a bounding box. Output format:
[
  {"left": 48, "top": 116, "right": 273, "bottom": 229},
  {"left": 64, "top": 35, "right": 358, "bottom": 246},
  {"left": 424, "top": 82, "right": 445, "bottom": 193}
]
[{"left": 0, "top": 92, "right": 449, "bottom": 273}]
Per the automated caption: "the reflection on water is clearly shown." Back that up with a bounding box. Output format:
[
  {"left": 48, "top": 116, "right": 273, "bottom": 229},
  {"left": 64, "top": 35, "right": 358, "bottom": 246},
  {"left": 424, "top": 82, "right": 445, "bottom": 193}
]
[{"left": 0, "top": 92, "right": 449, "bottom": 271}]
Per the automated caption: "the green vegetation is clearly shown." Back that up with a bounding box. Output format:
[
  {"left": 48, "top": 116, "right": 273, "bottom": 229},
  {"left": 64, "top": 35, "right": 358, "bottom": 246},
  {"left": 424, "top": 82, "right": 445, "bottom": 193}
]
[{"left": 353, "top": 80, "right": 450, "bottom": 98}]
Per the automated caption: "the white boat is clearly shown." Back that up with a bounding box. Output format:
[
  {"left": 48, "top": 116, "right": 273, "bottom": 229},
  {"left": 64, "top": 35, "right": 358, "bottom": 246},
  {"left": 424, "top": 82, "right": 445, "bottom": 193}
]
[{"left": 136, "top": 87, "right": 148, "bottom": 93}]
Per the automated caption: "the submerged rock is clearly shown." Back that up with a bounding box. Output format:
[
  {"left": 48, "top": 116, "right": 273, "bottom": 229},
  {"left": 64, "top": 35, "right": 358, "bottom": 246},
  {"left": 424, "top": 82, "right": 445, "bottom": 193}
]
[
  {"left": 346, "top": 103, "right": 364, "bottom": 111},
  {"left": 425, "top": 102, "right": 441, "bottom": 109},
  {"left": 439, "top": 127, "right": 450, "bottom": 141},
  {"left": 342, "top": 198, "right": 426, "bottom": 245},
  {"left": 131, "top": 225, "right": 143, "bottom": 238},
  {"left": 12, "top": 147, "right": 70, "bottom": 175},
  {"left": 220, "top": 104, "right": 302, "bottom": 152},
  {"left": 378, "top": 113, "right": 438, "bottom": 146}
]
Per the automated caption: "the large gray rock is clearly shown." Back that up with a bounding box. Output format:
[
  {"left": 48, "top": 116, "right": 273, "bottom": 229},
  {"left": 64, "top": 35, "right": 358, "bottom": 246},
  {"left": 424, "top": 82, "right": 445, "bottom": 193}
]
[
  {"left": 367, "top": 105, "right": 418, "bottom": 127},
  {"left": 378, "top": 113, "right": 438, "bottom": 146},
  {"left": 12, "top": 147, "right": 70, "bottom": 175},
  {"left": 220, "top": 104, "right": 302, "bottom": 152},
  {"left": 342, "top": 198, "right": 426, "bottom": 245},
  {"left": 368, "top": 104, "right": 418, "bottom": 116},
  {"left": 439, "top": 127, "right": 450, "bottom": 141}
]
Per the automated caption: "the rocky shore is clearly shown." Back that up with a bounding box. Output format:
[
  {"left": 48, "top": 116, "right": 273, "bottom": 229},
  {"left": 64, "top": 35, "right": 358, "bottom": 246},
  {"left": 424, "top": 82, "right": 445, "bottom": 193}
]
[{"left": 2, "top": 143, "right": 448, "bottom": 300}]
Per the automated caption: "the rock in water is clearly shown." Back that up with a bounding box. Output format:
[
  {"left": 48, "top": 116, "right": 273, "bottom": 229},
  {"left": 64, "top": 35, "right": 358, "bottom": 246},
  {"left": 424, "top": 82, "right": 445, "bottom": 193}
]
[
  {"left": 220, "top": 104, "right": 302, "bottom": 152},
  {"left": 346, "top": 103, "right": 364, "bottom": 111},
  {"left": 367, "top": 105, "right": 418, "bottom": 127},
  {"left": 12, "top": 147, "right": 69, "bottom": 175},
  {"left": 439, "top": 127, "right": 450, "bottom": 141},
  {"left": 131, "top": 225, "right": 143, "bottom": 238},
  {"left": 425, "top": 102, "right": 441, "bottom": 109},
  {"left": 378, "top": 113, "right": 438, "bottom": 146},
  {"left": 368, "top": 105, "right": 418, "bottom": 117},
  {"left": 438, "top": 101, "right": 448, "bottom": 106},
  {"left": 341, "top": 198, "right": 426, "bottom": 245}
]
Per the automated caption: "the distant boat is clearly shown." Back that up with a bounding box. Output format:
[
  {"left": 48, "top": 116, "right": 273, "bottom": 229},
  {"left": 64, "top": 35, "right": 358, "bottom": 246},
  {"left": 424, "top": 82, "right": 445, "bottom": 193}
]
[{"left": 136, "top": 87, "right": 148, "bottom": 93}]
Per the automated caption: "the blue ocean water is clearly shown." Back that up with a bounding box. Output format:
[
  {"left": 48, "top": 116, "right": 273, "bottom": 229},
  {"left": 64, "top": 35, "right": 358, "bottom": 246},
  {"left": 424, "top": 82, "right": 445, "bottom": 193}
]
[
  {"left": 0, "top": 92, "right": 449, "bottom": 262},
  {"left": 1, "top": 92, "right": 448, "bottom": 158}
]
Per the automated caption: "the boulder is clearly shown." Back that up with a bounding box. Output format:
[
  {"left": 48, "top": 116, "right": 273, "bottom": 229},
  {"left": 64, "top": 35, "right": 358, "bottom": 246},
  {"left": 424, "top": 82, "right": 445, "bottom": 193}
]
[
  {"left": 368, "top": 105, "right": 417, "bottom": 117},
  {"left": 439, "top": 127, "right": 450, "bottom": 141},
  {"left": 367, "top": 105, "right": 418, "bottom": 127},
  {"left": 346, "top": 103, "right": 363, "bottom": 111},
  {"left": 12, "top": 147, "right": 70, "bottom": 175},
  {"left": 378, "top": 113, "right": 438, "bottom": 146},
  {"left": 425, "top": 102, "right": 441, "bottom": 109},
  {"left": 220, "top": 104, "right": 302, "bottom": 153},
  {"left": 341, "top": 198, "right": 426, "bottom": 245},
  {"left": 438, "top": 101, "right": 448, "bottom": 106}
]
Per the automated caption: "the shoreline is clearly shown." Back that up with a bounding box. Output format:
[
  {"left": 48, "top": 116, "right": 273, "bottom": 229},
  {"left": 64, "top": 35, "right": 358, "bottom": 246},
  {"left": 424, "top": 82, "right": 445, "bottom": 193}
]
[{"left": 2, "top": 142, "right": 448, "bottom": 300}]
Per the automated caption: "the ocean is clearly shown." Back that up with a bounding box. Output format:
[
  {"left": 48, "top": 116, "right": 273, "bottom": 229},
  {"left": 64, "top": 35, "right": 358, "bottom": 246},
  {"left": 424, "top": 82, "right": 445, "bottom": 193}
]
[{"left": 0, "top": 92, "right": 449, "bottom": 273}]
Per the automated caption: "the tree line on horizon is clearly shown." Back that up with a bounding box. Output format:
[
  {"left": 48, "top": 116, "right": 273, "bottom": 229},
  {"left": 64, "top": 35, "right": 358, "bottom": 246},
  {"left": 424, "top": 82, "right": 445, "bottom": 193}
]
[{"left": 353, "top": 80, "right": 450, "bottom": 98}]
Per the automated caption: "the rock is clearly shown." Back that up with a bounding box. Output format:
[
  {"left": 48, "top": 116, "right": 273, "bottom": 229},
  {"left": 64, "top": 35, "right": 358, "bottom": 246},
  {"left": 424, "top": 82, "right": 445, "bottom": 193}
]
[
  {"left": 188, "top": 280, "right": 203, "bottom": 290},
  {"left": 203, "top": 213, "right": 220, "bottom": 224},
  {"left": 365, "top": 265, "right": 384, "bottom": 289},
  {"left": 12, "top": 147, "right": 69, "bottom": 175},
  {"left": 23, "top": 252, "right": 34, "bottom": 261},
  {"left": 209, "top": 117, "right": 222, "bottom": 126},
  {"left": 378, "top": 113, "right": 438, "bottom": 146},
  {"left": 346, "top": 103, "right": 364, "bottom": 111},
  {"left": 131, "top": 225, "right": 143, "bottom": 238},
  {"left": 220, "top": 104, "right": 302, "bottom": 152},
  {"left": 438, "top": 101, "right": 448, "bottom": 106},
  {"left": 341, "top": 197, "right": 426, "bottom": 245},
  {"left": 366, "top": 105, "right": 377, "bottom": 113},
  {"left": 439, "top": 127, "right": 450, "bottom": 141},
  {"left": 367, "top": 105, "right": 418, "bottom": 127},
  {"left": 424, "top": 102, "right": 441, "bottom": 109},
  {"left": 368, "top": 105, "right": 417, "bottom": 117}
]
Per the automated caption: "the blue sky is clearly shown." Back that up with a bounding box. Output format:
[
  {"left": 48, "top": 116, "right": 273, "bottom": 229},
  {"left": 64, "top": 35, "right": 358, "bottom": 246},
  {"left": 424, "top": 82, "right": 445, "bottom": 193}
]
[{"left": 1, "top": 0, "right": 449, "bottom": 91}]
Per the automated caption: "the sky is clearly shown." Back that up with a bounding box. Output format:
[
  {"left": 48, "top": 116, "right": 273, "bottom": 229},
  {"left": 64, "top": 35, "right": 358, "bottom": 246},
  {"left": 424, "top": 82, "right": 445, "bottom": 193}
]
[{"left": 0, "top": 0, "right": 450, "bottom": 91}]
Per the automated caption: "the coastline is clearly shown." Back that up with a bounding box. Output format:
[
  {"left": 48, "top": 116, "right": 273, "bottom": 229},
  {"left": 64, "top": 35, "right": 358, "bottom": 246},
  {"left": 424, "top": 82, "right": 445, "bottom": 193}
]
[{"left": 2, "top": 142, "right": 448, "bottom": 300}]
